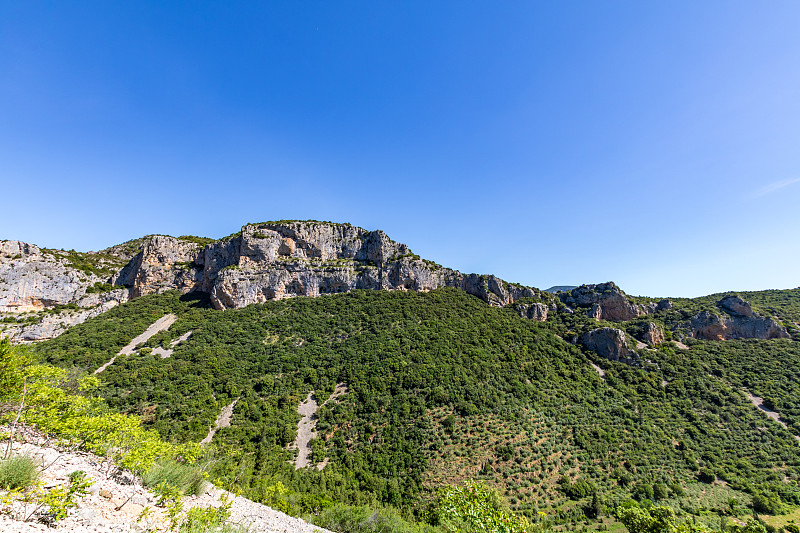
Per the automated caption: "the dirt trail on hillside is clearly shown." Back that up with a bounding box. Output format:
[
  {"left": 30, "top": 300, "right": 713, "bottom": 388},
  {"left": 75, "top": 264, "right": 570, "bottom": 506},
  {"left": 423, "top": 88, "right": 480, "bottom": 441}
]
[
  {"left": 152, "top": 330, "right": 192, "bottom": 358},
  {"left": 201, "top": 398, "right": 238, "bottom": 445},
  {"left": 293, "top": 383, "right": 348, "bottom": 470},
  {"left": 590, "top": 363, "right": 606, "bottom": 379},
  {"left": 293, "top": 392, "right": 318, "bottom": 469},
  {"left": 94, "top": 314, "right": 177, "bottom": 374},
  {"left": 746, "top": 390, "right": 800, "bottom": 443}
]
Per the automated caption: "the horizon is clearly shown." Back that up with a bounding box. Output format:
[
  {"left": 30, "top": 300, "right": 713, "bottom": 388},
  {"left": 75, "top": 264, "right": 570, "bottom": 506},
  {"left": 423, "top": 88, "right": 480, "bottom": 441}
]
[{"left": 2, "top": 3, "right": 800, "bottom": 298}]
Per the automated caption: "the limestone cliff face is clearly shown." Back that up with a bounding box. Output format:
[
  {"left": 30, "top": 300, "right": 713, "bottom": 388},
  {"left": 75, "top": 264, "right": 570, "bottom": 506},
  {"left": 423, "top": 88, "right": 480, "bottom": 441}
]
[
  {"left": 187, "top": 222, "right": 536, "bottom": 309},
  {"left": 5, "top": 296, "right": 126, "bottom": 342},
  {"left": 580, "top": 327, "right": 638, "bottom": 363},
  {"left": 0, "top": 241, "right": 92, "bottom": 312},
  {"left": 560, "top": 282, "right": 671, "bottom": 322},
  {"left": 112, "top": 235, "right": 203, "bottom": 298},
  {"left": 101, "top": 222, "right": 538, "bottom": 310},
  {"left": 641, "top": 322, "right": 665, "bottom": 346},
  {"left": 0, "top": 240, "right": 129, "bottom": 341},
  {"left": 690, "top": 295, "right": 790, "bottom": 340},
  {"left": 513, "top": 302, "right": 549, "bottom": 321},
  {"left": 4, "top": 222, "right": 796, "bottom": 347}
]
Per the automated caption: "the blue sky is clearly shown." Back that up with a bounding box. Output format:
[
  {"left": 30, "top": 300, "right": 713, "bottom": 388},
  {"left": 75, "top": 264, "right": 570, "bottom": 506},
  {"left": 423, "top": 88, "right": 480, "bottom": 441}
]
[{"left": 2, "top": 2, "right": 799, "bottom": 297}]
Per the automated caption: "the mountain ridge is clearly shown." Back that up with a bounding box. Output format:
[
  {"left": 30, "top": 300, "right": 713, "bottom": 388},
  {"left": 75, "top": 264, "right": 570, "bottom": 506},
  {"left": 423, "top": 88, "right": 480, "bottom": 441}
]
[{"left": 1, "top": 220, "right": 795, "bottom": 345}]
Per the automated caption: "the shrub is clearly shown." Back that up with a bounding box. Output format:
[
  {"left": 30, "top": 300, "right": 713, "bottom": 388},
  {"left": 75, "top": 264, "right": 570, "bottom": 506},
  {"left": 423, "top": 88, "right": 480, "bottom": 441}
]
[
  {"left": 426, "top": 480, "right": 530, "bottom": 533},
  {"left": 697, "top": 467, "right": 716, "bottom": 484},
  {"left": 0, "top": 454, "right": 39, "bottom": 490},
  {"left": 311, "top": 503, "right": 437, "bottom": 533},
  {"left": 751, "top": 492, "right": 783, "bottom": 515},
  {"left": 143, "top": 459, "right": 207, "bottom": 497}
]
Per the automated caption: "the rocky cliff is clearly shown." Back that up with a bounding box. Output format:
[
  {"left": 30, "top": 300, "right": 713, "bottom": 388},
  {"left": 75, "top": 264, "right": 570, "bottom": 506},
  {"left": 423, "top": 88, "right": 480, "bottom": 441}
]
[
  {"left": 690, "top": 295, "right": 790, "bottom": 340},
  {"left": 1, "top": 222, "right": 542, "bottom": 340},
  {"left": 110, "top": 222, "right": 540, "bottom": 310},
  {"left": 0, "top": 240, "right": 129, "bottom": 341},
  {"left": 1, "top": 222, "right": 795, "bottom": 347},
  {"left": 580, "top": 327, "right": 638, "bottom": 364},
  {"left": 560, "top": 282, "right": 672, "bottom": 321}
]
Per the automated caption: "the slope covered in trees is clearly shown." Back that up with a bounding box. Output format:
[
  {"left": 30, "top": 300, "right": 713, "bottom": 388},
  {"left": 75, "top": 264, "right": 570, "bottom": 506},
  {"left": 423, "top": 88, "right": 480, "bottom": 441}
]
[{"left": 31, "top": 287, "right": 800, "bottom": 528}]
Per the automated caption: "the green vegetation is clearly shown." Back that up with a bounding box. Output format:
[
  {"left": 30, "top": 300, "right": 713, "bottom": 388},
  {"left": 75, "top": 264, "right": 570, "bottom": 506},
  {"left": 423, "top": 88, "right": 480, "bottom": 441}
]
[
  {"left": 311, "top": 503, "right": 439, "bottom": 532},
  {"left": 42, "top": 248, "right": 127, "bottom": 278},
  {"left": 4, "top": 280, "right": 797, "bottom": 532},
  {"left": 0, "top": 337, "right": 237, "bottom": 528},
  {"left": 142, "top": 459, "right": 208, "bottom": 497},
  {"left": 85, "top": 281, "right": 118, "bottom": 294},
  {"left": 426, "top": 481, "right": 532, "bottom": 532},
  {"left": 0, "top": 455, "right": 39, "bottom": 490},
  {"left": 28, "top": 286, "right": 800, "bottom": 531},
  {"left": 177, "top": 235, "right": 216, "bottom": 247}
]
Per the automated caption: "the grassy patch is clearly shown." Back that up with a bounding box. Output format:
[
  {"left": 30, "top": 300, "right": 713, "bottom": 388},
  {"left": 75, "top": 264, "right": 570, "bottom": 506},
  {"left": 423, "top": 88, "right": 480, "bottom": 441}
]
[
  {"left": 0, "top": 454, "right": 39, "bottom": 490},
  {"left": 142, "top": 459, "right": 208, "bottom": 497},
  {"left": 310, "top": 503, "right": 440, "bottom": 533}
]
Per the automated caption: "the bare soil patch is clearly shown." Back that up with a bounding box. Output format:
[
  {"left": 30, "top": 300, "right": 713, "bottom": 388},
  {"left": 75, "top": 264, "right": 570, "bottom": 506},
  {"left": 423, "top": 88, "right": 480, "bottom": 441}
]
[{"left": 95, "top": 314, "right": 177, "bottom": 374}]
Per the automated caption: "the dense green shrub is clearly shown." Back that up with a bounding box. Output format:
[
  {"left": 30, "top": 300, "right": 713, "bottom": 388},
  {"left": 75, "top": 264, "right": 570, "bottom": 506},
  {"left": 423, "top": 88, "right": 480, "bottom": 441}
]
[
  {"left": 143, "top": 459, "right": 207, "bottom": 497},
  {"left": 0, "top": 454, "right": 39, "bottom": 490},
  {"left": 311, "top": 504, "right": 439, "bottom": 533},
  {"left": 752, "top": 492, "right": 784, "bottom": 515}
]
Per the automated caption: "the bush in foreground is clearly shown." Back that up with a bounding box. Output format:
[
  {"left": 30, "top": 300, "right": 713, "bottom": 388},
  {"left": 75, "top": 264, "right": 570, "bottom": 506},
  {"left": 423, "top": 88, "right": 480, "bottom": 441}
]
[
  {"left": 310, "top": 503, "right": 439, "bottom": 533},
  {"left": 143, "top": 459, "right": 208, "bottom": 498},
  {"left": 0, "top": 455, "right": 39, "bottom": 490}
]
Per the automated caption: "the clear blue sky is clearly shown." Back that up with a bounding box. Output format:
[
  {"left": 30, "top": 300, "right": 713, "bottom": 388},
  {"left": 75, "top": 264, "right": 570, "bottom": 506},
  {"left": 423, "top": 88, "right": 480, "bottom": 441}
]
[{"left": 2, "top": 2, "right": 799, "bottom": 297}]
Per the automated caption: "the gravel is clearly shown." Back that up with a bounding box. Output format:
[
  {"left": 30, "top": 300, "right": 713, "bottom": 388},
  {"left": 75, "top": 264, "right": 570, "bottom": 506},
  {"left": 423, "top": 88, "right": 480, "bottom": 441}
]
[{"left": 1, "top": 427, "right": 332, "bottom": 533}]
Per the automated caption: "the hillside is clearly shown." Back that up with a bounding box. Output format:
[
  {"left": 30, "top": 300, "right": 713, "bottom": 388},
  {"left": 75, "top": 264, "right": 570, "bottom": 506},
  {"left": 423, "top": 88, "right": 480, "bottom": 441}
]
[
  {"left": 3, "top": 221, "right": 800, "bottom": 530},
  {"left": 31, "top": 286, "right": 800, "bottom": 527}
]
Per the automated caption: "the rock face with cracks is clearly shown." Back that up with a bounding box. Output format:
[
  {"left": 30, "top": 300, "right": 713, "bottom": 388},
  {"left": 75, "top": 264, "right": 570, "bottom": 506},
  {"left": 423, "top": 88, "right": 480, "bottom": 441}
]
[
  {"left": 642, "top": 322, "right": 665, "bottom": 346},
  {"left": 580, "top": 327, "right": 638, "bottom": 363},
  {"left": 691, "top": 310, "right": 789, "bottom": 340},
  {"left": 561, "top": 282, "right": 663, "bottom": 322},
  {"left": 1, "top": 222, "right": 793, "bottom": 346},
  {"left": 0, "top": 241, "right": 129, "bottom": 341},
  {"left": 114, "top": 222, "right": 540, "bottom": 310},
  {"left": 689, "top": 295, "right": 789, "bottom": 341}
]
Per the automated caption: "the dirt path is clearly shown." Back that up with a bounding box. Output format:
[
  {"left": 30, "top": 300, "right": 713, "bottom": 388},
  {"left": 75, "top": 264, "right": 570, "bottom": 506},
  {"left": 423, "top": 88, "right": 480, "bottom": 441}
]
[
  {"left": 200, "top": 398, "right": 238, "bottom": 445},
  {"left": 152, "top": 330, "right": 192, "bottom": 358},
  {"left": 590, "top": 363, "right": 606, "bottom": 379},
  {"left": 746, "top": 390, "right": 800, "bottom": 443},
  {"left": 94, "top": 314, "right": 177, "bottom": 374},
  {"left": 293, "top": 383, "right": 348, "bottom": 470},
  {"left": 293, "top": 392, "right": 318, "bottom": 469},
  {"left": 673, "top": 341, "right": 690, "bottom": 350}
]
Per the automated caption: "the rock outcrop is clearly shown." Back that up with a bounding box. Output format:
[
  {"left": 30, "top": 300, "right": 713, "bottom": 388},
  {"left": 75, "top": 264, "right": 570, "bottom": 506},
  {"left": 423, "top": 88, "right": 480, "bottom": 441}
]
[
  {"left": 641, "top": 322, "right": 664, "bottom": 346},
  {"left": 514, "top": 302, "right": 548, "bottom": 321},
  {"left": 1, "top": 241, "right": 129, "bottom": 341},
  {"left": 0, "top": 241, "right": 105, "bottom": 312},
  {"left": 112, "top": 235, "right": 203, "bottom": 297},
  {"left": 718, "top": 295, "right": 754, "bottom": 317},
  {"left": 580, "top": 327, "right": 638, "bottom": 363},
  {"left": 5, "top": 293, "right": 127, "bottom": 342},
  {"left": 688, "top": 295, "right": 790, "bottom": 341},
  {"left": 560, "top": 282, "right": 668, "bottom": 322},
  {"left": 112, "top": 222, "right": 540, "bottom": 310},
  {"left": 2, "top": 222, "right": 794, "bottom": 346},
  {"left": 1, "top": 224, "right": 545, "bottom": 339}
]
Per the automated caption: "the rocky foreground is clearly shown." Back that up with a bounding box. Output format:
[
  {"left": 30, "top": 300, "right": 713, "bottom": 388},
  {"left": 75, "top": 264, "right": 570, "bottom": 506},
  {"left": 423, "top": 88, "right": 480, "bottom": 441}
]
[{"left": 1, "top": 427, "right": 330, "bottom": 533}]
